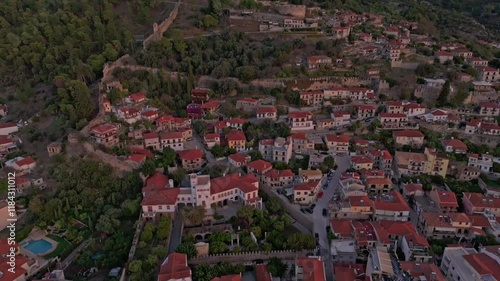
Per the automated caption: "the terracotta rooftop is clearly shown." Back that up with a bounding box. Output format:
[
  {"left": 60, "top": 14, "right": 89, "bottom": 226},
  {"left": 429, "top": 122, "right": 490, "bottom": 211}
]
[
  {"left": 400, "top": 262, "right": 445, "bottom": 281},
  {"left": 91, "top": 124, "right": 117, "bottom": 134},
  {"left": 256, "top": 106, "right": 277, "bottom": 114},
  {"left": 296, "top": 257, "right": 326, "bottom": 281},
  {"left": 380, "top": 113, "right": 407, "bottom": 118},
  {"left": 143, "top": 132, "right": 159, "bottom": 140},
  {"left": 289, "top": 111, "right": 312, "bottom": 119},
  {"left": 373, "top": 191, "right": 410, "bottom": 212},
  {"left": 351, "top": 155, "right": 373, "bottom": 165},
  {"left": 211, "top": 274, "right": 242, "bottom": 281},
  {"left": 463, "top": 253, "right": 500, "bottom": 281},
  {"left": 143, "top": 172, "right": 170, "bottom": 192},
  {"left": 247, "top": 160, "right": 272, "bottom": 173},
  {"left": 393, "top": 130, "right": 424, "bottom": 138},
  {"left": 204, "top": 133, "right": 220, "bottom": 141},
  {"left": 228, "top": 153, "right": 249, "bottom": 164},
  {"left": 15, "top": 156, "right": 36, "bottom": 167},
  {"left": 325, "top": 134, "right": 350, "bottom": 143},
  {"left": 432, "top": 190, "right": 459, "bottom": 208},
  {"left": 210, "top": 174, "right": 259, "bottom": 196},
  {"left": 178, "top": 149, "right": 204, "bottom": 161},
  {"left": 330, "top": 220, "right": 354, "bottom": 238},
  {"left": 442, "top": 139, "right": 467, "bottom": 150},
  {"left": 160, "top": 131, "right": 183, "bottom": 140},
  {"left": 463, "top": 192, "right": 500, "bottom": 209},
  {"left": 158, "top": 253, "right": 191, "bottom": 281},
  {"left": 226, "top": 130, "right": 246, "bottom": 141},
  {"left": 255, "top": 264, "right": 272, "bottom": 281}
]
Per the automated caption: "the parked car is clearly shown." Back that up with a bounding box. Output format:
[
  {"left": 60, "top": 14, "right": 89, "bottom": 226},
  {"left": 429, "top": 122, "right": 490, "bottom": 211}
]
[
  {"left": 300, "top": 208, "right": 307, "bottom": 214},
  {"left": 305, "top": 208, "right": 313, "bottom": 214},
  {"left": 317, "top": 191, "right": 324, "bottom": 199},
  {"left": 323, "top": 184, "right": 328, "bottom": 189},
  {"left": 310, "top": 204, "right": 316, "bottom": 210},
  {"left": 315, "top": 233, "right": 319, "bottom": 239},
  {"left": 322, "top": 208, "right": 327, "bottom": 216}
]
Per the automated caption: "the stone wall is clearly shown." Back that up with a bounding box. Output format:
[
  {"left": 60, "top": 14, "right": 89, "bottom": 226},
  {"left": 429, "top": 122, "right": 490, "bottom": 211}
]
[
  {"left": 276, "top": 4, "right": 306, "bottom": 18},
  {"left": 391, "top": 61, "right": 420, "bottom": 70},
  {"left": 188, "top": 249, "right": 313, "bottom": 265},
  {"left": 142, "top": 0, "right": 181, "bottom": 49}
]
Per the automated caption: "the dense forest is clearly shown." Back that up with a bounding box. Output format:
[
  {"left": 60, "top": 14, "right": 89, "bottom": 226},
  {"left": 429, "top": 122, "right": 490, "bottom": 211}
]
[
  {"left": 24, "top": 156, "right": 143, "bottom": 270},
  {"left": 136, "top": 32, "right": 305, "bottom": 82}
]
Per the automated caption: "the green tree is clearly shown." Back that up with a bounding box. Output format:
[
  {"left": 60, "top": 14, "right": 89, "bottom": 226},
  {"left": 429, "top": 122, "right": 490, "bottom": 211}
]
[
  {"left": 265, "top": 197, "right": 283, "bottom": 214},
  {"left": 268, "top": 257, "right": 287, "bottom": 278},
  {"left": 184, "top": 206, "right": 206, "bottom": 226},
  {"left": 176, "top": 243, "right": 198, "bottom": 259},
  {"left": 141, "top": 158, "right": 156, "bottom": 176},
  {"left": 211, "top": 144, "right": 227, "bottom": 158},
  {"left": 249, "top": 150, "right": 263, "bottom": 161},
  {"left": 162, "top": 147, "right": 177, "bottom": 167},
  {"left": 157, "top": 216, "right": 172, "bottom": 240},
  {"left": 237, "top": 205, "right": 255, "bottom": 225},
  {"left": 437, "top": 80, "right": 451, "bottom": 106},
  {"left": 140, "top": 223, "right": 155, "bottom": 243}
]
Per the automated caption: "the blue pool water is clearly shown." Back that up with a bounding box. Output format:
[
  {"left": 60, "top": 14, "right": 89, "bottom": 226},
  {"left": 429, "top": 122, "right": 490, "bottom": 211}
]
[{"left": 21, "top": 239, "right": 52, "bottom": 254}]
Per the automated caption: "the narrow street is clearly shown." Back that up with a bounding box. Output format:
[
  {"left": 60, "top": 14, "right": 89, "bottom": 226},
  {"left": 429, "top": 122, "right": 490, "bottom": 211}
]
[
  {"left": 313, "top": 155, "right": 351, "bottom": 281},
  {"left": 167, "top": 212, "right": 184, "bottom": 254}
]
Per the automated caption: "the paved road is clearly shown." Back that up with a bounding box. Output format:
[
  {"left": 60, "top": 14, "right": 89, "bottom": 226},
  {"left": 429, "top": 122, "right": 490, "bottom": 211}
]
[
  {"left": 192, "top": 132, "right": 217, "bottom": 166},
  {"left": 168, "top": 212, "right": 184, "bottom": 254},
  {"left": 313, "top": 155, "right": 351, "bottom": 281},
  {"left": 56, "top": 239, "right": 91, "bottom": 270}
]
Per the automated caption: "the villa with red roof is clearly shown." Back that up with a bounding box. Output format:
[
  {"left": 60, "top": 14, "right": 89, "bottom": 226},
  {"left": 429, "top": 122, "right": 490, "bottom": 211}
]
[
  {"left": 0, "top": 123, "right": 18, "bottom": 135},
  {"left": 247, "top": 160, "right": 273, "bottom": 179},
  {"left": 476, "top": 66, "right": 500, "bottom": 82},
  {"left": 262, "top": 169, "right": 294, "bottom": 188},
  {"left": 191, "top": 88, "right": 210, "bottom": 104},
  {"left": 442, "top": 138, "right": 467, "bottom": 154},
  {"left": 204, "top": 133, "right": 221, "bottom": 149},
  {"left": 350, "top": 155, "right": 374, "bottom": 170},
  {"left": 294, "top": 181, "right": 321, "bottom": 204},
  {"left": 142, "top": 172, "right": 262, "bottom": 220},
  {"left": 12, "top": 156, "right": 36, "bottom": 172},
  {"left": 324, "top": 134, "right": 349, "bottom": 154},
  {"left": 126, "top": 91, "right": 147, "bottom": 103},
  {"left": 256, "top": 106, "right": 277, "bottom": 120},
  {"left": 228, "top": 153, "right": 251, "bottom": 168},
  {"left": 401, "top": 262, "right": 445, "bottom": 281},
  {"left": 141, "top": 110, "right": 159, "bottom": 121},
  {"left": 420, "top": 212, "right": 471, "bottom": 239},
  {"left": 287, "top": 133, "right": 314, "bottom": 152},
  {"left": 226, "top": 130, "right": 247, "bottom": 152},
  {"left": 428, "top": 189, "right": 459, "bottom": 213},
  {"left": 91, "top": 124, "right": 119, "bottom": 147},
  {"left": 144, "top": 132, "right": 160, "bottom": 150},
  {"left": 402, "top": 183, "right": 424, "bottom": 198},
  {"left": 157, "top": 253, "right": 192, "bottom": 281},
  {"left": 178, "top": 149, "right": 204, "bottom": 171},
  {"left": 393, "top": 130, "right": 424, "bottom": 147},
  {"left": 288, "top": 111, "right": 314, "bottom": 131}
]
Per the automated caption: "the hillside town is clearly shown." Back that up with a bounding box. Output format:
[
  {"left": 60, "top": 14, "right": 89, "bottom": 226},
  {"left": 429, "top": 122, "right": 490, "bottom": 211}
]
[{"left": 1, "top": 0, "right": 500, "bottom": 281}]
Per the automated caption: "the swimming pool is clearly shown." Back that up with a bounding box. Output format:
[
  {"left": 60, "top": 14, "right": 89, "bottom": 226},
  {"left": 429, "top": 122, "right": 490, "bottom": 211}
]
[{"left": 20, "top": 239, "right": 53, "bottom": 255}]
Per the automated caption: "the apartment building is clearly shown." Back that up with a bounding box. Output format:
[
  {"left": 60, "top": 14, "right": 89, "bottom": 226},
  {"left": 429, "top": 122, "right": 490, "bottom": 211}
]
[
  {"left": 373, "top": 191, "right": 410, "bottom": 221},
  {"left": 467, "top": 153, "right": 493, "bottom": 173},
  {"left": 394, "top": 148, "right": 449, "bottom": 178},
  {"left": 262, "top": 169, "right": 294, "bottom": 188},
  {"left": 479, "top": 102, "right": 500, "bottom": 116},
  {"left": 440, "top": 246, "right": 500, "bottom": 281},
  {"left": 160, "top": 131, "right": 185, "bottom": 151},
  {"left": 462, "top": 192, "right": 500, "bottom": 217},
  {"left": 287, "top": 133, "right": 314, "bottom": 152},
  {"left": 288, "top": 112, "right": 314, "bottom": 131},
  {"left": 178, "top": 149, "right": 204, "bottom": 171},
  {"left": 258, "top": 137, "right": 293, "bottom": 163},
  {"left": 331, "top": 195, "right": 373, "bottom": 220},
  {"left": 91, "top": 124, "right": 119, "bottom": 147},
  {"left": 294, "top": 181, "right": 321, "bottom": 204},
  {"left": 379, "top": 113, "right": 408, "bottom": 129},
  {"left": 420, "top": 213, "right": 471, "bottom": 239},
  {"left": 429, "top": 189, "right": 459, "bottom": 213},
  {"left": 300, "top": 91, "right": 324, "bottom": 107},
  {"left": 356, "top": 105, "right": 377, "bottom": 119}
]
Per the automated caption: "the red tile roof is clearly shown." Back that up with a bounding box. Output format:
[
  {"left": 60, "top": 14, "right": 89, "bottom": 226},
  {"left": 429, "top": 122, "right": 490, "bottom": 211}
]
[
  {"left": 178, "top": 149, "right": 204, "bottom": 161},
  {"left": 228, "top": 118, "right": 248, "bottom": 125},
  {"left": 228, "top": 153, "right": 249, "bottom": 164},
  {"left": 294, "top": 181, "right": 320, "bottom": 191},
  {"left": 373, "top": 191, "right": 410, "bottom": 212},
  {"left": 442, "top": 139, "right": 467, "bottom": 150},
  {"left": 141, "top": 110, "right": 158, "bottom": 118},
  {"left": 204, "top": 133, "right": 220, "bottom": 141},
  {"left": 210, "top": 174, "right": 259, "bottom": 195},
  {"left": 289, "top": 111, "right": 312, "bottom": 119},
  {"left": 142, "top": 188, "right": 180, "bottom": 206},
  {"left": 160, "top": 131, "right": 183, "bottom": 140},
  {"left": 430, "top": 109, "right": 448, "bottom": 116},
  {"left": 264, "top": 168, "right": 294, "bottom": 179},
  {"left": 201, "top": 100, "right": 221, "bottom": 109},
  {"left": 433, "top": 190, "right": 459, "bottom": 208},
  {"left": 255, "top": 264, "right": 272, "bottom": 281},
  {"left": 156, "top": 115, "right": 174, "bottom": 124},
  {"left": 238, "top": 98, "right": 258, "bottom": 103},
  {"left": 158, "top": 253, "right": 191, "bottom": 281},
  {"left": 143, "top": 132, "right": 159, "bottom": 140},
  {"left": 256, "top": 106, "right": 277, "bottom": 114},
  {"left": 259, "top": 139, "right": 274, "bottom": 145},
  {"left": 296, "top": 257, "right": 325, "bottom": 281},
  {"left": 463, "top": 253, "right": 500, "bottom": 281},
  {"left": 349, "top": 196, "right": 372, "bottom": 208},
  {"left": 15, "top": 156, "right": 35, "bottom": 167},
  {"left": 226, "top": 130, "right": 246, "bottom": 142},
  {"left": 403, "top": 183, "right": 423, "bottom": 194},
  {"left": 127, "top": 154, "right": 146, "bottom": 163},
  {"left": 144, "top": 172, "right": 170, "bottom": 192},
  {"left": 463, "top": 192, "right": 500, "bottom": 209},
  {"left": 386, "top": 101, "right": 404, "bottom": 107},
  {"left": 211, "top": 274, "right": 242, "bottom": 281},
  {"left": 128, "top": 91, "right": 146, "bottom": 102},
  {"left": 393, "top": 130, "right": 424, "bottom": 138},
  {"left": 351, "top": 155, "right": 373, "bottom": 165},
  {"left": 92, "top": 124, "right": 117, "bottom": 134},
  {"left": 330, "top": 220, "right": 354, "bottom": 238},
  {"left": 400, "top": 262, "right": 445, "bottom": 281},
  {"left": 0, "top": 136, "right": 13, "bottom": 145},
  {"left": 480, "top": 102, "right": 500, "bottom": 109},
  {"left": 325, "top": 134, "right": 349, "bottom": 143},
  {"left": 334, "top": 264, "right": 365, "bottom": 281},
  {"left": 130, "top": 147, "right": 154, "bottom": 157},
  {"left": 247, "top": 160, "right": 272, "bottom": 173},
  {"left": 380, "top": 113, "right": 407, "bottom": 118}
]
